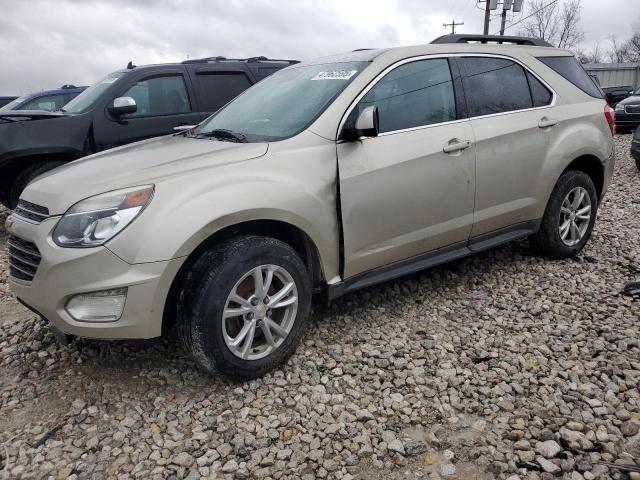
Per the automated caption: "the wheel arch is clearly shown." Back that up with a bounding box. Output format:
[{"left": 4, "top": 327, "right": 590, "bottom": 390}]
[
  {"left": 161, "top": 219, "right": 325, "bottom": 336},
  {"left": 562, "top": 154, "right": 605, "bottom": 202}
]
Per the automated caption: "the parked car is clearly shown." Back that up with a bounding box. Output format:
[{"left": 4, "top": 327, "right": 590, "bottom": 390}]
[
  {"left": 0, "top": 85, "right": 87, "bottom": 113},
  {"left": 7, "top": 35, "right": 614, "bottom": 378},
  {"left": 0, "top": 97, "right": 17, "bottom": 108},
  {"left": 0, "top": 57, "right": 297, "bottom": 208},
  {"left": 614, "top": 88, "right": 640, "bottom": 133},
  {"left": 602, "top": 85, "right": 634, "bottom": 107},
  {"left": 631, "top": 127, "right": 640, "bottom": 170}
]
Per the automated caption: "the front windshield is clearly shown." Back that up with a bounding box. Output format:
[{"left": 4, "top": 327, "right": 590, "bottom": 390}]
[
  {"left": 195, "top": 61, "right": 368, "bottom": 142},
  {"left": 0, "top": 96, "right": 26, "bottom": 111},
  {"left": 63, "top": 72, "right": 124, "bottom": 113}
]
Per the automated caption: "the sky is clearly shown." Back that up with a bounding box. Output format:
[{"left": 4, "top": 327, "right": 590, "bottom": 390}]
[{"left": 0, "top": 0, "right": 638, "bottom": 95}]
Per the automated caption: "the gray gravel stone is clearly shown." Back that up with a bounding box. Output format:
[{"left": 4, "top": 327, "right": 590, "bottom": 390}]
[{"left": 0, "top": 135, "right": 638, "bottom": 479}]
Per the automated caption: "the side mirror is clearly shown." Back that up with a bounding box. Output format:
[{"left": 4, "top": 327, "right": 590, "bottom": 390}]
[
  {"left": 109, "top": 96, "right": 137, "bottom": 116},
  {"left": 342, "top": 105, "right": 379, "bottom": 141}
]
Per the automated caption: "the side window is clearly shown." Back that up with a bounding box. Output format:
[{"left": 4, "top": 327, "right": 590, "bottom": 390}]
[
  {"left": 458, "top": 57, "right": 533, "bottom": 117},
  {"left": 526, "top": 71, "right": 553, "bottom": 107},
  {"left": 122, "top": 75, "right": 191, "bottom": 117},
  {"left": 537, "top": 56, "right": 603, "bottom": 98},
  {"left": 21, "top": 94, "right": 67, "bottom": 111},
  {"left": 357, "top": 58, "right": 456, "bottom": 133},
  {"left": 195, "top": 72, "right": 252, "bottom": 111}
]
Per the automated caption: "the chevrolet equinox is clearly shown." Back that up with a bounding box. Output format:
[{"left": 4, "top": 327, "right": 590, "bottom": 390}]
[{"left": 7, "top": 35, "right": 616, "bottom": 378}]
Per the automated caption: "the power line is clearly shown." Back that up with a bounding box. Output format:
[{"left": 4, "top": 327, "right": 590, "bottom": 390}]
[{"left": 494, "top": 0, "right": 559, "bottom": 34}]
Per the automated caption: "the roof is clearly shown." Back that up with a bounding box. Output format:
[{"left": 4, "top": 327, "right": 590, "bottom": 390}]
[{"left": 299, "top": 41, "right": 572, "bottom": 67}]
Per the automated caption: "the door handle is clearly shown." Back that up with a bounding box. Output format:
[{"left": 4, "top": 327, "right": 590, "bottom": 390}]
[
  {"left": 443, "top": 138, "right": 471, "bottom": 154},
  {"left": 538, "top": 117, "right": 558, "bottom": 128}
]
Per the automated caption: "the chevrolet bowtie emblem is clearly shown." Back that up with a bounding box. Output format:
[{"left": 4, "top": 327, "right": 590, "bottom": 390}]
[{"left": 4, "top": 216, "right": 14, "bottom": 230}]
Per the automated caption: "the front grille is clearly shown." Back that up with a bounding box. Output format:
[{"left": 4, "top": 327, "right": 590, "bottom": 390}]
[
  {"left": 13, "top": 199, "right": 50, "bottom": 223},
  {"left": 8, "top": 235, "right": 42, "bottom": 282},
  {"left": 625, "top": 104, "right": 640, "bottom": 114}
]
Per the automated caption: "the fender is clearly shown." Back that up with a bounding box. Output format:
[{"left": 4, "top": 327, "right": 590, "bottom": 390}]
[
  {"left": 105, "top": 142, "right": 342, "bottom": 282},
  {"left": 0, "top": 114, "right": 91, "bottom": 163}
]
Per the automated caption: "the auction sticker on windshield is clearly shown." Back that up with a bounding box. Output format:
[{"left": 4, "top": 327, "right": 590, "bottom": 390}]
[{"left": 311, "top": 70, "right": 358, "bottom": 81}]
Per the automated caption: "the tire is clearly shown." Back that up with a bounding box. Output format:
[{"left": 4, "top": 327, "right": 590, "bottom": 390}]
[
  {"left": 177, "top": 235, "right": 312, "bottom": 379},
  {"left": 616, "top": 126, "right": 629, "bottom": 135},
  {"left": 530, "top": 170, "right": 598, "bottom": 259},
  {"left": 9, "top": 161, "right": 66, "bottom": 209}
]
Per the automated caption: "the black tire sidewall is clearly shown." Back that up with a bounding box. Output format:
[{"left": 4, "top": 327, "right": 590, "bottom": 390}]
[
  {"left": 538, "top": 171, "right": 598, "bottom": 258},
  {"left": 10, "top": 161, "right": 65, "bottom": 208},
  {"left": 185, "top": 236, "right": 311, "bottom": 378}
]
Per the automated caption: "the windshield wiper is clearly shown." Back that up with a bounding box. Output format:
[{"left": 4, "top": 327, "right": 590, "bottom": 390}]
[{"left": 196, "top": 129, "right": 247, "bottom": 143}]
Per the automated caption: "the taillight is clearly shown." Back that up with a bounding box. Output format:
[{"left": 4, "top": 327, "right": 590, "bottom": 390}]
[{"left": 604, "top": 104, "right": 615, "bottom": 136}]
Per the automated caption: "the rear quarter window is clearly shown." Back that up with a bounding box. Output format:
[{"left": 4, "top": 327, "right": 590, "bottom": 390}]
[{"left": 537, "top": 56, "right": 603, "bottom": 99}]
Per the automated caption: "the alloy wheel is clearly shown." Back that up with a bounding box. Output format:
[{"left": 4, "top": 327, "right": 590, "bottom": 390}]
[
  {"left": 559, "top": 186, "right": 592, "bottom": 246},
  {"left": 222, "top": 264, "right": 298, "bottom": 360}
]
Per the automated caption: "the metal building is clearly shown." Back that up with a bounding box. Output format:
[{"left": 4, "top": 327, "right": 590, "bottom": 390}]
[{"left": 583, "top": 63, "right": 640, "bottom": 89}]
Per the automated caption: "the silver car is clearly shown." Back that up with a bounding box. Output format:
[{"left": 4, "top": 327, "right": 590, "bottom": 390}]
[{"left": 7, "top": 36, "right": 615, "bottom": 378}]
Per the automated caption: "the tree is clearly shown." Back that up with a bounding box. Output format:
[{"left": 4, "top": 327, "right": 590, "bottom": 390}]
[
  {"left": 606, "top": 35, "right": 628, "bottom": 63},
  {"left": 519, "top": 0, "right": 584, "bottom": 50},
  {"left": 624, "top": 33, "right": 640, "bottom": 62},
  {"left": 576, "top": 43, "right": 603, "bottom": 64}
]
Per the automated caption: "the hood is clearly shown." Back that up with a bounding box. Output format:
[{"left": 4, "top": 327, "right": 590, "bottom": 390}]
[
  {"left": 617, "top": 95, "right": 640, "bottom": 106},
  {"left": 0, "top": 110, "right": 66, "bottom": 121},
  {"left": 23, "top": 134, "right": 268, "bottom": 214}
]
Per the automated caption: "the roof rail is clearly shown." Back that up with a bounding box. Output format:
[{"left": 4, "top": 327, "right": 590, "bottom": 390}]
[
  {"left": 182, "top": 56, "right": 299, "bottom": 65},
  {"left": 430, "top": 34, "right": 553, "bottom": 47}
]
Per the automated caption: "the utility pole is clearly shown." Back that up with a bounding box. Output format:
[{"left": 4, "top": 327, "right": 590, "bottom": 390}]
[
  {"left": 483, "top": 0, "right": 492, "bottom": 34},
  {"left": 443, "top": 19, "right": 464, "bottom": 34},
  {"left": 499, "top": 9, "right": 507, "bottom": 35},
  {"left": 500, "top": 0, "right": 513, "bottom": 35}
]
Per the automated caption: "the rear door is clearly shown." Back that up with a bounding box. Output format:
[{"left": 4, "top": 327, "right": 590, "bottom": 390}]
[
  {"left": 110, "top": 67, "right": 202, "bottom": 145},
  {"left": 454, "top": 56, "right": 555, "bottom": 238},
  {"left": 187, "top": 66, "right": 255, "bottom": 120},
  {"left": 337, "top": 57, "right": 476, "bottom": 278}
]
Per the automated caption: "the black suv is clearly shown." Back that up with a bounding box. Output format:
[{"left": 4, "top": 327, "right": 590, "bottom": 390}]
[
  {"left": 615, "top": 87, "right": 640, "bottom": 133},
  {"left": 0, "top": 56, "right": 297, "bottom": 208},
  {"left": 602, "top": 85, "right": 634, "bottom": 107}
]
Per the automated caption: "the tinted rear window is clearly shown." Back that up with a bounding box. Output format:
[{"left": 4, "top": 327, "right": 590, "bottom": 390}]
[
  {"left": 195, "top": 72, "right": 253, "bottom": 112},
  {"left": 538, "top": 56, "right": 603, "bottom": 98},
  {"left": 458, "top": 57, "right": 533, "bottom": 117}
]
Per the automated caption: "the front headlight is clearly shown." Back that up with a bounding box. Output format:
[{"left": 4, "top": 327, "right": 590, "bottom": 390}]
[
  {"left": 53, "top": 185, "right": 154, "bottom": 248},
  {"left": 615, "top": 103, "right": 625, "bottom": 112}
]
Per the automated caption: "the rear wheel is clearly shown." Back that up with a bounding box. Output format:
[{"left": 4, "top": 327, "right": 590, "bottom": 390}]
[
  {"left": 9, "top": 161, "right": 65, "bottom": 209},
  {"left": 177, "top": 235, "right": 311, "bottom": 379},
  {"left": 530, "top": 170, "right": 598, "bottom": 258}
]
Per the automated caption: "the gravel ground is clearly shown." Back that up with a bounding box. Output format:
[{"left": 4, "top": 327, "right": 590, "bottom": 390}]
[{"left": 0, "top": 135, "right": 638, "bottom": 480}]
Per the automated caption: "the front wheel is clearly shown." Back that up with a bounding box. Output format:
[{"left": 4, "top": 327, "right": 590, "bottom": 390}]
[
  {"left": 530, "top": 170, "right": 598, "bottom": 259},
  {"left": 177, "top": 236, "right": 312, "bottom": 379}
]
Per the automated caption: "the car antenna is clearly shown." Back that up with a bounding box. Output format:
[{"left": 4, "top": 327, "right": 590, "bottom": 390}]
[{"left": 126, "top": 61, "right": 136, "bottom": 70}]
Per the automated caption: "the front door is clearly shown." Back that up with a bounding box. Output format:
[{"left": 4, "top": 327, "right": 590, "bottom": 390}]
[
  {"left": 110, "top": 70, "right": 201, "bottom": 146},
  {"left": 337, "top": 57, "right": 476, "bottom": 278}
]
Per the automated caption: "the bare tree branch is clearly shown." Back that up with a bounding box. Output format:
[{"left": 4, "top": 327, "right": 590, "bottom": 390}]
[{"left": 519, "top": 0, "right": 583, "bottom": 50}]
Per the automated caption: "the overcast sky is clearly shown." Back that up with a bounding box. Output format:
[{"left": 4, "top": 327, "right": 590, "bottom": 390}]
[{"left": 1, "top": 0, "right": 638, "bottom": 95}]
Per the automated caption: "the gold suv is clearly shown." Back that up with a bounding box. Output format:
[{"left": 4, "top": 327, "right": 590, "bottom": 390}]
[{"left": 7, "top": 35, "right": 615, "bottom": 378}]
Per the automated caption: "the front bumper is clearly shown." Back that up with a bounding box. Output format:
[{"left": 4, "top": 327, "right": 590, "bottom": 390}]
[{"left": 7, "top": 215, "right": 184, "bottom": 339}]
